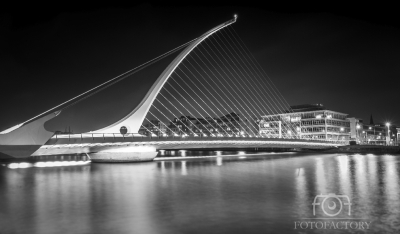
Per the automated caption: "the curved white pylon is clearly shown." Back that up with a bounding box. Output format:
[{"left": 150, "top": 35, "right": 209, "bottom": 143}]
[
  {"left": 90, "top": 16, "right": 237, "bottom": 134},
  {"left": 0, "top": 111, "right": 61, "bottom": 158}
]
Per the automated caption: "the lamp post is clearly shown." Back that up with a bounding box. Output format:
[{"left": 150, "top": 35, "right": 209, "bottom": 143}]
[
  {"left": 362, "top": 130, "right": 366, "bottom": 144},
  {"left": 368, "top": 126, "right": 374, "bottom": 143},
  {"left": 386, "top": 122, "right": 390, "bottom": 145}
]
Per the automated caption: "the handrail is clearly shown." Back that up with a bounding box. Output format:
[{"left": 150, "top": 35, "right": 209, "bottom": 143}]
[{"left": 51, "top": 133, "right": 351, "bottom": 145}]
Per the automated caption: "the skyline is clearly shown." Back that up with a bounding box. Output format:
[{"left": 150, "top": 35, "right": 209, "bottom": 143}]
[{"left": 1, "top": 4, "right": 400, "bottom": 132}]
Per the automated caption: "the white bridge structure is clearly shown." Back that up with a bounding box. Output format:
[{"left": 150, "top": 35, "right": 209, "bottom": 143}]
[{"left": 0, "top": 16, "right": 347, "bottom": 162}]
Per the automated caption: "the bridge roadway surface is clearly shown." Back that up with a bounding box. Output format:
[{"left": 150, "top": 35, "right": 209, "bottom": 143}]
[{"left": 32, "top": 134, "right": 347, "bottom": 156}]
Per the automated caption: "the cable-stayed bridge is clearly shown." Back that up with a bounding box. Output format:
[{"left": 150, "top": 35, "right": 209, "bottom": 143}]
[{"left": 0, "top": 16, "right": 347, "bottom": 162}]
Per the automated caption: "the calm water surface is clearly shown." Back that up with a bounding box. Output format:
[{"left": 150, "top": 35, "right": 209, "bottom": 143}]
[{"left": 1, "top": 152, "right": 400, "bottom": 234}]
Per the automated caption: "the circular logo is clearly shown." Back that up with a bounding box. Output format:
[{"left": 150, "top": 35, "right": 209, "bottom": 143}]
[
  {"left": 120, "top": 126, "right": 128, "bottom": 135},
  {"left": 321, "top": 195, "right": 343, "bottom": 216}
]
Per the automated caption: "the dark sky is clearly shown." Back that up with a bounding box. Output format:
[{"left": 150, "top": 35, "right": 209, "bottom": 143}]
[{"left": 1, "top": 4, "right": 399, "bottom": 132}]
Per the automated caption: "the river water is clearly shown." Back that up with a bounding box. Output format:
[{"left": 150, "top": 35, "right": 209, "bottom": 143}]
[{"left": 1, "top": 152, "right": 400, "bottom": 234}]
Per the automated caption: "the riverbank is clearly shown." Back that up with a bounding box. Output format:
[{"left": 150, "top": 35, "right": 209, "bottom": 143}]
[{"left": 319, "top": 145, "right": 400, "bottom": 154}]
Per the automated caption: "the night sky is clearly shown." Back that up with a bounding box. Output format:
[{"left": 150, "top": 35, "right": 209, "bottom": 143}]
[{"left": 1, "top": 4, "right": 399, "bottom": 133}]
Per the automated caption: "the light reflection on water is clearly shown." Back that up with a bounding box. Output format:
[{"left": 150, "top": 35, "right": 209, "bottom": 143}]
[{"left": 0, "top": 152, "right": 400, "bottom": 234}]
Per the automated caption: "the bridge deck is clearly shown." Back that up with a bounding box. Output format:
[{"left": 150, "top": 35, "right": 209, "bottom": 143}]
[
  {"left": 30, "top": 134, "right": 347, "bottom": 156},
  {"left": 46, "top": 134, "right": 347, "bottom": 145}
]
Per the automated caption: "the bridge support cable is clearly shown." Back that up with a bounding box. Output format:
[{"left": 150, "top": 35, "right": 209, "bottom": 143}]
[
  {"left": 226, "top": 27, "right": 291, "bottom": 110},
  {"left": 154, "top": 98, "right": 202, "bottom": 136},
  {"left": 189, "top": 50, "right": 259, "bottom": 136},
  {"left": 174, "top": 68, "right": 236, "bottom": 136},
  {"left": 168, "top": 77, "right": 230, "bottom": 136},
  {"left": 196, "top": 45, "right": 262, "bottom": 128},
  {"left": 227, "top": 27, "right": 294, "bottom": 114},
  {"left": 140, "top": 122, "right": 156, "bottom": 135},
  {"left": 150, "top": 104, "right": 198, "bottom": 136},
  {"left": 142, "top": 20, "right": 296, "bottom": 140},
  {"left": 221, "top": 30, "right": 288, "bottom": 115},
  {"left": 214, "top": 32, "right": 299, "bottom": 138},
  {"left": 193, "top": 47, "right": 260, "bottom": 135},
  {"left": 214, "top": 32, "right": 289, "bottom": 118},
  {"left": 142, "top": 118, "right": 169, "bottom": 136},
  {"left": 162, "top": 84, "right": 223, "bottom": 137},
  {"left": 156, "top": 93, "right": 205, "bottom": 134},
  {"left": 186, "top": 51, "right": 257, "bottom": 136},
  {"left": 202, "top": 39, "right": 271, "bottom": 125},
  {"left": 194, "top": 44, "right": 270, "bottom": 136},
  {"left": 226, "top": 30, "right": 299, "bottom": 139},
  {"left": 224, "top": 27, "right": 300, "bottom": 137},
  {"left": 15, "top": 37, "right": 201, "bottom": 130},
  {"left": 203, "top": 37, "right": 292, "bottom": 135},
  {"left": 159, "top": 86, "right": 218, "bottom": 136},
  {"left": 179, "top": 61, "right": 248, "bottom": 135},
  {"left": 147, "top": 110, "right": 186, "bottom": 136},
  {"left": 210, "top": 34, "right": 279, "bottom": 119}
]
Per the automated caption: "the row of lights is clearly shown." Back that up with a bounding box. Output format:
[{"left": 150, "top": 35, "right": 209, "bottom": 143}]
[{"left": 6, "top": 161, "right": 90, "bottom": 169}]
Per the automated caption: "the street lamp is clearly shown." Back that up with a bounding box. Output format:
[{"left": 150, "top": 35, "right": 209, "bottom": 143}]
[{"left": 386, "top": 122, "right": 390, "bottom": 145}]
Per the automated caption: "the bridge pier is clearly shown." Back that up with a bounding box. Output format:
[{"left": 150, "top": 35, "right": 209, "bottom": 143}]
[{"left": 88, "top": 145, "right": 157, "bottom": 163}]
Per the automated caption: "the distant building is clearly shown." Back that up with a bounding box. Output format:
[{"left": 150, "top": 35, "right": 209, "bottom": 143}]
[
  {"left": 139, "top": 120, "right": 167, "bottom": 136},
  {"left": 259, "top": 104, "right": 351, "bottom": 140},
  {"left": 166, "top": 113, "right": 257, "bottom": 137},
  {"left": 141, "top": 113, "right": 258, "bottom": 137}
]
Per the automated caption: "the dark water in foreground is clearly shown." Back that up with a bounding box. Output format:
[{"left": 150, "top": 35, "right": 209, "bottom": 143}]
[{"left": 1, "top": 152, "right": 400, "bottom": 234}]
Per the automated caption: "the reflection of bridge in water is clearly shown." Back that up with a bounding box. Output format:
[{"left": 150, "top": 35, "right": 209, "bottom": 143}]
[
  {"left": 0, "top": 15, "right": 348, "bottom": 162},
  {"left": 32, "top": 134, "right": 345, "bottom": 161}
]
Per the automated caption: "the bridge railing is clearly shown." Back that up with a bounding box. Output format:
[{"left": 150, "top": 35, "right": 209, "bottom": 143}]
[{"left": 50, "top": 133, "right": 349, "bottom": 145}]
